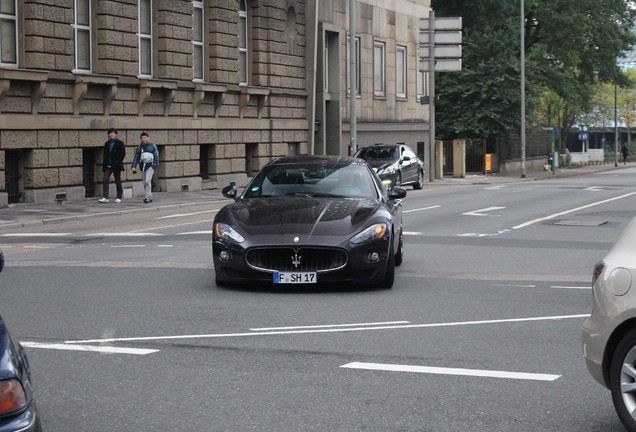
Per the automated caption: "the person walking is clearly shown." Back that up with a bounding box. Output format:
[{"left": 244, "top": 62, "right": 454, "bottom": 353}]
[
  {"left": 621, "top": 143, "right": 629, "bottom": 165},
  {"left": 131, "top": 131, "right": 159, "bottom": 203},
  {"left": 98, "top": 128, "right": 126, "bottom": 203}
]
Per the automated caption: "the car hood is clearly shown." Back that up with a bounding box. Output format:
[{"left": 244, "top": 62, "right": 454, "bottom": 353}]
[
  {"left": 365, "top": 159, "right": 396, "bottom": 170},
  {"left": 219, "top": 196, "right": 383, "bottom": 238}
]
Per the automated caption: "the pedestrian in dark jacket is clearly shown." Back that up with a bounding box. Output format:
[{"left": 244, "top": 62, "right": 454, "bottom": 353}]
[
  {"left": 621, "top": 144, "right": 629, "bottom": 165},
  {"left": 99, "top": 128, "right": 126, "bottom": 203}
]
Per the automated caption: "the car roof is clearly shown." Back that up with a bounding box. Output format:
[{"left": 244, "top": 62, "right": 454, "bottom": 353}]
[{"left": 266, "top": 155, "right": 366, "bottom": 168}]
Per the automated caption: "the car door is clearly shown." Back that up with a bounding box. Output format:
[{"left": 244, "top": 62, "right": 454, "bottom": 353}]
[{"left": 399, "top": 145, "right": 417, "bottom": 183}]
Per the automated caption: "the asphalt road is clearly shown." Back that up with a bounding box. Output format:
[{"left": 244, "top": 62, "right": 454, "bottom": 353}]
[{"left": 1, "top": 166, "right": 635, "bottom": 431}]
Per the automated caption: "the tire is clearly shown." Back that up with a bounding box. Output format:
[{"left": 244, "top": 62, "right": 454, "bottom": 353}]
[
  {"left": 378, "top": 238, "right": 395, "bottom": 289},
  {"left": 413, "top": 169, "right": 424, "bottom": 190},
  {"left": 610, "top": 327, "right": 636, "bottom": 432},
  {"left": 394, "top": 229, "right": 403, "bottom": 266}
]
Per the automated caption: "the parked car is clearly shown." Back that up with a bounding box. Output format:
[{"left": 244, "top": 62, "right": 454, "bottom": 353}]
[
  {"left": 0, "top": 250, "right": 42, "bottom": 432},
  {"left": 213, "top": 155, "right": 406, "bottom": 289},
  {"left": 353, "top": 144, "right": 424, "bottom": 189},
  {"left": 582, "top": 215, "right": 636, "bottom": 431}
]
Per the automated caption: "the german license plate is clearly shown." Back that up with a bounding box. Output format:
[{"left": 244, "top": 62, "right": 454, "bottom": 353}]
[{"left": 274, "top": 272, "right": 317, "bottom": 284}]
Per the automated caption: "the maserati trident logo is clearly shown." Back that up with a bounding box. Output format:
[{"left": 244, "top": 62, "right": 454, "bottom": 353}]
[{"left": 291, "top": 252, "right": 301, "bottom": 269}]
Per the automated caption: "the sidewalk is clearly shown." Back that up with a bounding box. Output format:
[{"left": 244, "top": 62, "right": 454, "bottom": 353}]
[{"left": 0, "top": 162, "right": 628, "bottom": 229}]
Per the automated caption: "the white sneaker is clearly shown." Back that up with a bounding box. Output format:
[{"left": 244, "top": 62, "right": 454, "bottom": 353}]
[
  {"left": 98, "top": 198, "right": 109, "bottom": 203},
  {"left": 115, "top": 198, "right": 121, "bottom": 203}
]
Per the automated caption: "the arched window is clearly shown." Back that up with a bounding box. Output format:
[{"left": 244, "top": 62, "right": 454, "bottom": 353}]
[{"left": 238, "top": 0, "right": 248, "bottom": 85}]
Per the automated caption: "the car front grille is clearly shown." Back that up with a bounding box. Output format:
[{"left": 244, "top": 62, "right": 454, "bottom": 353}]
[{"left": 246, "top": 247, "right": 347, "bottom": 273}]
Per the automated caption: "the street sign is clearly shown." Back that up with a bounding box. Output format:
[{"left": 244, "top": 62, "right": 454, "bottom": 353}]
[
  {"left": 418, "top": 31, "right": 462, "bottom": 45},
  {"left": 419, "top": 45, "right": 462, "bottom": 59},
  {"left": 579, "top": 132, "right": 589, "bottom": 141},
  {"left": 419, "top": 58, "right": 462, "bottom": 72},
  {"left": 420, "top": 17, "right": 462, "bottom": 31}
]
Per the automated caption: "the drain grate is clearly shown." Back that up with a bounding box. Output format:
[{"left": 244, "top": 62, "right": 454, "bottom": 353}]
[{"left": 551, "top": 219, "right": 608, "bottom": 227}]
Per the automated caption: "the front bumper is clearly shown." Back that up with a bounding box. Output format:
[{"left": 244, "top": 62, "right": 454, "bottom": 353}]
[{"left": 213, "top": 238, "right": 390, "bottom": 286}]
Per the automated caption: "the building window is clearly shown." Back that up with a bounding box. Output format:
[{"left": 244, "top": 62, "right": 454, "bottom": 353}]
[
  {"left": 138, "top": 0, "right": 153, "bottom": 77},
  {"left": 396, "top": 44, "right": 407, "bottom": 98},
  {"left": 193, "top": 1, "right": 203, "bottom": 81},
  {"left": 323, "top": 37, "right": 329, "bottom": 92},
  {"left": 346, "top": 34, "right": 360, "bottom": 96},
  {"left": 374, "top": 40, "right": 385, "bottom": 96},
  {"left": 0, "top": 0, "right": 17, "bottom": 66},
  {"left": 74, "top": 0, "right": 91, "bottom": 71},
  {"left": 238, "top": 0, "right": 248, "bottom": 85},
  {"left": 416, "top": 46, "right": 427, "bottom": 98}
]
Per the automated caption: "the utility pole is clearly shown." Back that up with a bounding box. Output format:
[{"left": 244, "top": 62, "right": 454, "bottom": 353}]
[
  {"left": 520, "top": 0, "right": 526, "bottom": 178},
  {"left": 349, "top": 0, "right": 357, "bottom": 156}
]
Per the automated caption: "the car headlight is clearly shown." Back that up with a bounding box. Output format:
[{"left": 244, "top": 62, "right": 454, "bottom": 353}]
[
  {"left": 0, "top": 378, "right": 27, "bottom": 416},
  {"left": 377, "top": 167, "right": 395, "bottom": 175},
  {"left": 214, "top": 223, "right": 245, "bottom": 243},
  {"left": 350, "top": 223, "right": 387, "bottom": 244}
]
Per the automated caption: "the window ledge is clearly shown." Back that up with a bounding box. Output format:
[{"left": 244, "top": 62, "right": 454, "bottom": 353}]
[
  {"left": 193, "top": 83, "right": 228, "bottom": 118},
  {"left": 239, "top": 86, "right": 270, "bottom": 118},
  {"left": 0, "top": 69, "right": 49, "bottom": 114},
  {"left": 138, "top": 79, "right": 178, "bottom": 116},
  {"left": 74, "top": 74, "right": 118, "bottom": 115}
]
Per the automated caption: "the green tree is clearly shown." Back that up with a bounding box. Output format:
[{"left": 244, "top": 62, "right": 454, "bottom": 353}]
[{"left": 431, "top": 0, "right": 636, "bottom": 157}]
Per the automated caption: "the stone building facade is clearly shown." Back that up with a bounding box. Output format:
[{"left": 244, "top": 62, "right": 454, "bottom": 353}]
[
  {"left": 0, "top": 0, "right": 432, "bottom": 207},
  {"left": 306, "top": 0, "right": 431, "bottom": 158},
  {"left": 0, "top": 0, "right": 308, "bottom": 206}
]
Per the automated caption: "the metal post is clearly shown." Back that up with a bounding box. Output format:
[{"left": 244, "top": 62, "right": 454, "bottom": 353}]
[
  {"left": 615, "top": 82, "right": 619, "bottom": 167},
  {"left": 349, "top": 0, "right": 357, "bottom": 156},
  {"left": 428, "top": 11, "right": 435, "bottom": 182},
  {"left": 520, "top": 0, "right": 526, "bottom": 178}
]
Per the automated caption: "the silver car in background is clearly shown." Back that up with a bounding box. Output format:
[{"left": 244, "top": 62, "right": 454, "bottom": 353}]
[{"left": 582, "top": 215, "right": 636, "bottom": 431}]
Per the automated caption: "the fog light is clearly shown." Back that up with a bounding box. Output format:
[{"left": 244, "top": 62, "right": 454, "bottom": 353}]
[
  {"left": 219, "top": 251, "right": 231, "bottom": 261},
  {"left": 368, "top": 252, "right": 380, "bottom": 262}
]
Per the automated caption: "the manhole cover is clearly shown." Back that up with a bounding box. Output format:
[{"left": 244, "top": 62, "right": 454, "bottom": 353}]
[{"left": 551, "top": 219, "right": 607, "bottom": 227}]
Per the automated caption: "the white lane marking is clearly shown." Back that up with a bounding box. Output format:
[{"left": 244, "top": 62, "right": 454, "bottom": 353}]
[
  {"left": 155, "top": 209, "right": 219, "bottom": 220},
  {"left": 584, "top": 186, "right": 604, "bottom": 191},
  {"left": 492, "top": 284, "right": 536, "bottom": 288},
  {"left": 403, "top": 205, "right": 441, "bottom": 214},
  {"left": 157, "top": 244, "right": 174, "bottom": 248},
  {"left": 1, "top": 233, "right": 70, "bottom": 237},
  {"left": 65, "top": 314, "right": 589, "bottom": 345},
  {"left": 251, "top": 321, "right": 410, "bottom": 331},
  {"left": 340, "top": 362, "right": 560, "bottom": 381},
  {"left": 178, "top": 230, "right": 213, "bottom": 235},
  {"left": 20, "top": 342, "right": 158, "bottom": 355},
  {"left": 462, "top": 206, "right": 505, "bottom": 217},
  {"left": 91, "top": 232, "right": 162, "bottom": 236},
  {"left": 110, "top": 245, "right": 146, "bottom": 248},
  {"left": 404, "top": 231, "right": 423, "bottom": 235},
  {"left": 457, "top": 229, "right": 511, "bottom": 237},
  {"left": 485, "top": 185, "right": 506, "bottom": 190},
  {"left": 513, "top": 192, "right": 636, "bottom": 229},
  {"left": 551, "top": 285, "right": 591, "bottom": 290}
]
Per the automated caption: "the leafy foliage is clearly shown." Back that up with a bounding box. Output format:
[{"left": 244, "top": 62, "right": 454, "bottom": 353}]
[{"left": 431, "top": 0, "right": 636, "bottom": 153}]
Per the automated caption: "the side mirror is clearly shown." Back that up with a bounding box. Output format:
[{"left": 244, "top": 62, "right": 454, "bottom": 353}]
[
  {"left": 389, "top": 186, "right": 407, "bottom": 199},
  {"left": 221, "top": 182, "right": 238, "bottom": 200},
  {"left": 0, "top": 250, "right": 4, "bottom": 273},
  {"left": 402, "top": 155, "right": 411, "bottom": 162}
]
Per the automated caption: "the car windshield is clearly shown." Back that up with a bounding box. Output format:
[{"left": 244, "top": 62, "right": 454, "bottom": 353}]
[
  {"left": 354, "top": 146, "right": 398, "bottom": 161},
  {"left": 243, "top": 163, "right": 378, "bottom": 199}
]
